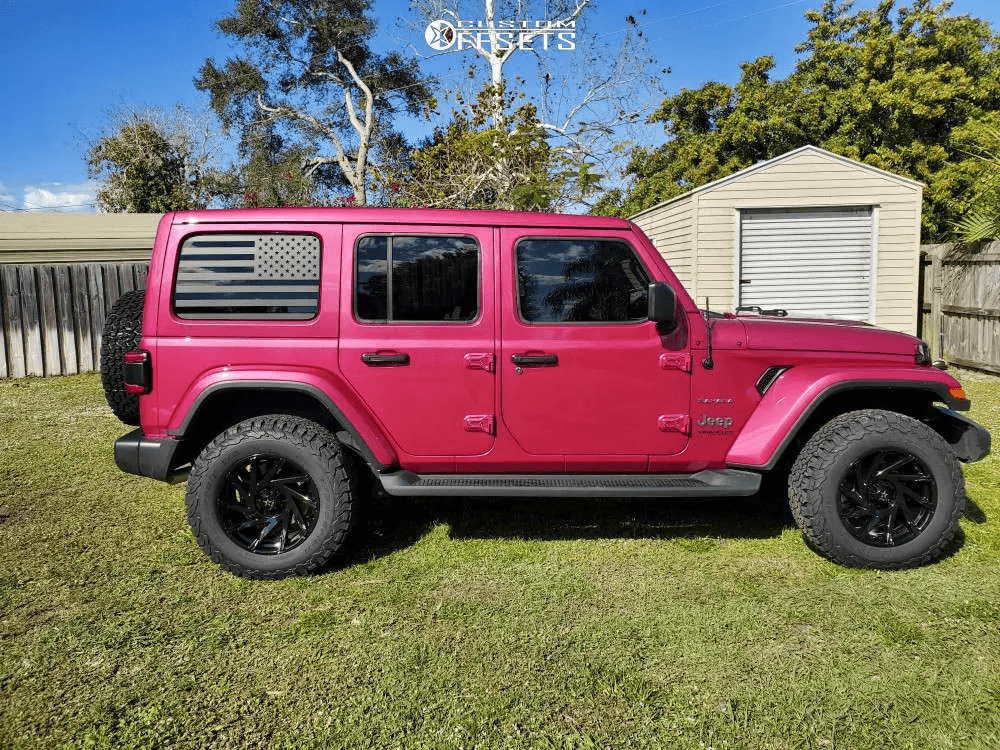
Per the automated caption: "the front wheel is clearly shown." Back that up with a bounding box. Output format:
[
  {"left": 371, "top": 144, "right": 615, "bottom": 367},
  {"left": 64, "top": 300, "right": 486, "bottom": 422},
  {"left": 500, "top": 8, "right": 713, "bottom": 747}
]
[
  {"left": 788, "top": 409, "right": 965, "bottom": 569},
  {"left": 185, "top": 415, "right": 355, "bottom": 579}
]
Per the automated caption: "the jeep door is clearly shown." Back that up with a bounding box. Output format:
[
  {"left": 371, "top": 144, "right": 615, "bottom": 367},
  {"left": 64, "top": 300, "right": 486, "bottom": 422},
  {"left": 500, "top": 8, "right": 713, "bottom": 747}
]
[
  {"left": 499, "top": 228, "right": 691, "bottom": 468},
  {"left": 338, "top": 224, "right": 495, "bottom": 463}
]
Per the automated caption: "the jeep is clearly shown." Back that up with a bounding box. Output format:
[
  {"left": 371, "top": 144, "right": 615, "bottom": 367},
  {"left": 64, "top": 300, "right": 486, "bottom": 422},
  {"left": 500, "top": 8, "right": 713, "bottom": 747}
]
[{"left": 101, "top": 207, "right": 991, "bottom": 578}]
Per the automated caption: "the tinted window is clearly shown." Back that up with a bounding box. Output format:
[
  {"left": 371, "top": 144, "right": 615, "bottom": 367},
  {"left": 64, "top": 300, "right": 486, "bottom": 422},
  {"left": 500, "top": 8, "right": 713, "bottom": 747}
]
[
  {"left": 174, "top": 233, "right": 320, "bottom": 320},
  {"left": 516, "top": 238, "right": 650, "bottom": 323},
  {"left": 355, "top": 235, "right": 479, "bottom": 323},
  {"left": 356, "top": 236, "right": 389, "bottom": 321}
]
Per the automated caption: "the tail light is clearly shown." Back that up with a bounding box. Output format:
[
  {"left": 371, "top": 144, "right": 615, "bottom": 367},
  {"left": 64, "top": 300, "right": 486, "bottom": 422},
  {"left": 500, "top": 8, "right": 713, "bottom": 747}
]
[{"left": 124, "top": 350, "right": 152, "bottom": 395}]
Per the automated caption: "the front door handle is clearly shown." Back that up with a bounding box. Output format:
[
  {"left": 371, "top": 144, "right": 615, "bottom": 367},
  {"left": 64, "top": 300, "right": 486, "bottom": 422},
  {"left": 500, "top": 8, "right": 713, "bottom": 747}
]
[
  {"left": 511, "top": 353, "right": 558, "bottom": 366},
  {"left": 362, "top": 351, "right": 410, "bottom": 366}
]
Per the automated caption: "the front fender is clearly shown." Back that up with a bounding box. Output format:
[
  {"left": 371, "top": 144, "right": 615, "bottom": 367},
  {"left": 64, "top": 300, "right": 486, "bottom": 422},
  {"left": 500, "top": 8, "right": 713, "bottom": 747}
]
[{"left": 726, "top": 366, "right": 967, "bottom": 470}]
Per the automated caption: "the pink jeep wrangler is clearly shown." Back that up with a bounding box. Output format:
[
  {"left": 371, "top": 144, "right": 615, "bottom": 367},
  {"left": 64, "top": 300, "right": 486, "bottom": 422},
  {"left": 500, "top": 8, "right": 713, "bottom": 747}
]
[{"left": 101, "top": 207, "right": 990, "bottom": 578}]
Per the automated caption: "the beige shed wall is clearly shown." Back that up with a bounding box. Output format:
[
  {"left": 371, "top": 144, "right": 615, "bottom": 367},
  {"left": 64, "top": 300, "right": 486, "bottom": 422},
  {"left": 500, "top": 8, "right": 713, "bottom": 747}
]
[
  {"left": 633, "top": 149, "right": 922, "bottom": 336},
  {"left": 631, "top": 198, "right": 697, "bottom": 297}
]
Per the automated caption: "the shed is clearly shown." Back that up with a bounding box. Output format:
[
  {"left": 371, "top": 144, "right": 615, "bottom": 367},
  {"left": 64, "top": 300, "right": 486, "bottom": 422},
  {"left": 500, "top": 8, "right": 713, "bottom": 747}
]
[{"left": 630, "top": 145, "right": 924, "bottom": 335}]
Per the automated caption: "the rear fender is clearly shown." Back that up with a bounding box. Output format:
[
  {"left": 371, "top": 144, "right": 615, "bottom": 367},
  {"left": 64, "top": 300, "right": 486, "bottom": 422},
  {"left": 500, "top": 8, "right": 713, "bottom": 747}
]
[
  {"left": 726, "top": 366, "right": 967, "bottom": 470},
  {"left": 168, "top": 366, "right": 398, "bottom": 470}
]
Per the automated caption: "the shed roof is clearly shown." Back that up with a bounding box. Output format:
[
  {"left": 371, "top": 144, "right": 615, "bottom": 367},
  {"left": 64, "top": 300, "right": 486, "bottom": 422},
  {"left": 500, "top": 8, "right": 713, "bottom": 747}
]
[
  {"left": 0, "top": 213, "right": 160, "bottom": 263},
  {"left": 630, "top": 145, "right": 924, "bottom": 221}
]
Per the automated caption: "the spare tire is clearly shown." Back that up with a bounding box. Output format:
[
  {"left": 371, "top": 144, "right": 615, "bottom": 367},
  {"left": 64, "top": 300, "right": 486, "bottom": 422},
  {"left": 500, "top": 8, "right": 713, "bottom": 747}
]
[{"left": 100, "top": 290, "right": 145, "bottom": 426}]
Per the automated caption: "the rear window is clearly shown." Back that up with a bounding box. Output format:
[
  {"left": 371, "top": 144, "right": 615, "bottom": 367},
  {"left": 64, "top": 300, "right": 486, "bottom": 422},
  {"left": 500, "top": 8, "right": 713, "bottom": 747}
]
[{"left": 173, "top": 233, "right": 320, "bottom": 320}]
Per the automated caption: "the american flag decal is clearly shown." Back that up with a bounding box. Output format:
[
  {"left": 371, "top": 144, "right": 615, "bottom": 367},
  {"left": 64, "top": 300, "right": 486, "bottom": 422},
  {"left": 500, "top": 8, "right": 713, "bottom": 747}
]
[{"left": 175, "top": 234, "right": 321, "bottom": 319}]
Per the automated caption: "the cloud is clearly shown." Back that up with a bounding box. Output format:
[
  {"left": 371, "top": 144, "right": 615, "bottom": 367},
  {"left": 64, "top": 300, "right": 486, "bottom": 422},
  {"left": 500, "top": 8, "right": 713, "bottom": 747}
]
[
  {"left": 22, "top": 182, "right": 97, "bottom": 212},
  {"left": 0, "top": 180, "right": 14, "bottom": 209}
]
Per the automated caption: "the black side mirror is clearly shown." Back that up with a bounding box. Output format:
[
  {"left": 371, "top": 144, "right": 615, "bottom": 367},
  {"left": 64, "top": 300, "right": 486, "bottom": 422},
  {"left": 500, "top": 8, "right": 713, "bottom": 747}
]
[{"left": 648, "top": 282, "right": 676, "bottom": 325}]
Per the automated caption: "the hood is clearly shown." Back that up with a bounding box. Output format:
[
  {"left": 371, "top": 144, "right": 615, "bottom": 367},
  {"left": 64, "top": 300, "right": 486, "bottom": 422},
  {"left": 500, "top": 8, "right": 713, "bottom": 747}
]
[{"left": 736, "top": 315, "right": 920, "bottom": 356}]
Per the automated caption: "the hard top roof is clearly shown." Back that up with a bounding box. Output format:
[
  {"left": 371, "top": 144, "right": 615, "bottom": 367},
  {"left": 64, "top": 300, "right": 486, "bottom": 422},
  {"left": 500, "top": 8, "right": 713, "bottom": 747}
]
[{"left": 170, "top": 206, "right": 632, "bottom": 230}]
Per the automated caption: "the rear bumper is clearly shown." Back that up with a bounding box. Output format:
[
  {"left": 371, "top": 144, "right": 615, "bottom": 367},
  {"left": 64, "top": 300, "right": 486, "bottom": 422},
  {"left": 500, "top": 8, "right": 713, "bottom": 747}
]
[{"left": 114, "top": 429, "right": 188, "bottom": 483}]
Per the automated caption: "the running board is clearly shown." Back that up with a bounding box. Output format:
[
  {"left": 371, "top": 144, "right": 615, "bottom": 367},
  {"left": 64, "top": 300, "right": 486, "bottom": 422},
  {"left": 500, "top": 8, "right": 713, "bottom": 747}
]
[{"left": 378, "top": 469, "right": 761, "bottom": 498}]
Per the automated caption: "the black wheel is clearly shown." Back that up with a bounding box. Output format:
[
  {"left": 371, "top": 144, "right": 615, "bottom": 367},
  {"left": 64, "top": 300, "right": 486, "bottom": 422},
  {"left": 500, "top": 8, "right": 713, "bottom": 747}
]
[
  {"left": 100, "top": 290, "right": 145, "bottom": 425},
  {"left": 788, "top": 409, "right": 965, "bottom": 569},
  {"left": 186, "top": 415, "right": 355, "bottom": 579}
]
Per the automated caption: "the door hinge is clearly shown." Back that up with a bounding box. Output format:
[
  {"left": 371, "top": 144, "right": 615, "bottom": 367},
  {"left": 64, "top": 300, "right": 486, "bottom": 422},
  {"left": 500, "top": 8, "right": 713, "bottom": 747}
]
[
  {"left": 659, "top": 353, "right": 692, "bottom": 372},
  {"left": 464, "top": 415, "right": 496, "bottom": 435},
  {"left": 464, "top": 352, "right": 495, "bottom": 372},
  {"left": 658, "top": 414, "right": 690, "bottom": 434}
]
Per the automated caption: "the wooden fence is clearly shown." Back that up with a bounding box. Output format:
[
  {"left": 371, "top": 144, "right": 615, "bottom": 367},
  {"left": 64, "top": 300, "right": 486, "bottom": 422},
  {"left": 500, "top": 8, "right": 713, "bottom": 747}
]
[
  {"left": 0, "top": 263, "right": 148, "bottom": 379},
  {"left": 920, "top": 242, "right": 1000, "bottom": 374}
]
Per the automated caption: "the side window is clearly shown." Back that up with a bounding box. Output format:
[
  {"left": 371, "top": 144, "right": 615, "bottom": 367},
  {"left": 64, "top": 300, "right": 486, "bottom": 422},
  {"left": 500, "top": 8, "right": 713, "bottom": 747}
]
[
  {"left": 355, "top": 235, "right": 479, "bottom": 323},
  {"left": 174, "top": 233, "right": 320, "bottom": 320},
  {"left": 516, "top": 238, "right": 650, "bottom": 323}
]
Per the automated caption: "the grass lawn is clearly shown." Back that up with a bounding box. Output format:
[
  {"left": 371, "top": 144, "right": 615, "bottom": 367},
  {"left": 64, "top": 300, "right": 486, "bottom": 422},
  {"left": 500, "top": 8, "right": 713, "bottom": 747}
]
[{"left": 1, "top": 372, "right": 998, "bottom": 749}]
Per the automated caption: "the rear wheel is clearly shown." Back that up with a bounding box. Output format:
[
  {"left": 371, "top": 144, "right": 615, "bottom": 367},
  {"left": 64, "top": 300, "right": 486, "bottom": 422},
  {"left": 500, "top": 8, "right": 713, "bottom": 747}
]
[
  {"left": 788, "top": 409, "right": 964, "bottom": 569},
  {"left": 100, "top": 290, "right": 145, "bottom": 425},
  {"left": 186, "top": 415, "right": 355, "bottom": 579}
]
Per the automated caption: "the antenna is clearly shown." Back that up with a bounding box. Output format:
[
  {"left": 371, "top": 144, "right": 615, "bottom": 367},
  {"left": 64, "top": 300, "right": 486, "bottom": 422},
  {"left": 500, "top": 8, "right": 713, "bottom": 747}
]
[{"left": 703, "top": 297, "right": 714, "bottom": 370}]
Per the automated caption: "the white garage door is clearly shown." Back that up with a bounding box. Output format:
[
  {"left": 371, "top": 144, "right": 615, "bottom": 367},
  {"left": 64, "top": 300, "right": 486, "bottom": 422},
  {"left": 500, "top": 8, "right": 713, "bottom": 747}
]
[{"left": 739, "top": 206, "right": 874, "bottom": 320}]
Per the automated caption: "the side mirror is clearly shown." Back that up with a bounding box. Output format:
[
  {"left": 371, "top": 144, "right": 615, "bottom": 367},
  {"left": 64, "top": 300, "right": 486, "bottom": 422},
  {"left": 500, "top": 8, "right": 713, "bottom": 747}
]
[{"left": 648, "top": 282, "right": 676, "bottom": 325}]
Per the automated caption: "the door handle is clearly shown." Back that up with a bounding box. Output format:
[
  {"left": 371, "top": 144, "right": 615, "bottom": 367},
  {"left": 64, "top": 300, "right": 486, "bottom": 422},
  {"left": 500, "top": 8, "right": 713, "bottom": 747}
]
[
  {"left": 362, "top": 351, "right": 410, "bottom": 366},
  {"left": 511, "top": 353, "right": 558, "bottom": 366}
]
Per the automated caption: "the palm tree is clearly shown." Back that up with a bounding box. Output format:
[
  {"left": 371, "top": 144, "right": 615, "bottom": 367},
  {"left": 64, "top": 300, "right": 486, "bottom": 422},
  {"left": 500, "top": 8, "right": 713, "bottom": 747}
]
[{"left": 956, "top": 134, "right": 1000, "bottom": 244}]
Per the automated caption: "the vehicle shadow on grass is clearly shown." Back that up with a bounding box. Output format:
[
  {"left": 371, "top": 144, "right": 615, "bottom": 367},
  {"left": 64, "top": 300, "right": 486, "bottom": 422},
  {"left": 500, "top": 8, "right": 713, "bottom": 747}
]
[
  {"left": 964, "top": 497, "right": 988, "bottom": 524},
  {"left": 340, "top": 493, "right": 985, "bottom": 568},
  {"left": 342, "top": 494, "right": 795, "bottom": 566}
]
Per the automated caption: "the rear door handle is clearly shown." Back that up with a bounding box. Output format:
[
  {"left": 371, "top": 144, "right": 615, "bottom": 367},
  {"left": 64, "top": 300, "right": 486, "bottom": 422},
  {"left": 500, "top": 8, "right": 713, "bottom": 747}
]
[
  {"left": 362, "top": 351, "right": 410, "bottom": 366},
  {"left": 511, "top": 353, "right": 558, "bottom": 366}
]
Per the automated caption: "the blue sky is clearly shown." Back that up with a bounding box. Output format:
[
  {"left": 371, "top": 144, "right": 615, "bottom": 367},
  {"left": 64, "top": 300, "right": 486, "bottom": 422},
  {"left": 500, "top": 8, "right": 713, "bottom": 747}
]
[{"left": 0, "top": 0, "right": 997, "bottom": 212}]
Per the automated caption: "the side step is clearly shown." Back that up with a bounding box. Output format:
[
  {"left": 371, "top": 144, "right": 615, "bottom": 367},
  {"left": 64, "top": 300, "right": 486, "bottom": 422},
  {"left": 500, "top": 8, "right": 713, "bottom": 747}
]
[{"left": 378, "top": 469, "right": 761, "bottom": 498}]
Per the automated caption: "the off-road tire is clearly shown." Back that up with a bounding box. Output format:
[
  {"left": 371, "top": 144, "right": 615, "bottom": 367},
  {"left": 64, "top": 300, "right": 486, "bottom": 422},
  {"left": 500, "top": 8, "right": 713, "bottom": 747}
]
[
  {"left": 788, "top": 409, "right": 964, "bottom": 569},
  {"left": 100, "top": 290, "right": 145, "bottom": 425},
  {"left": 186, "top": 415, "right": 355, "bottom": 579}
]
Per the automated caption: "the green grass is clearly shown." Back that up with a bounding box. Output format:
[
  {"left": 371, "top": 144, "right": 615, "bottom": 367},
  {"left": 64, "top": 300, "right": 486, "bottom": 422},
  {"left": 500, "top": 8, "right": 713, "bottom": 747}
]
[{"left": 1, "top": 372, "right": 999, "bottom": 749}]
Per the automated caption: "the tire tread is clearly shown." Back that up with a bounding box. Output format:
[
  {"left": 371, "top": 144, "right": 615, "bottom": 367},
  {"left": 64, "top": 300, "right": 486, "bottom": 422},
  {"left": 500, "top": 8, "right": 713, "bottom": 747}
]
[{"left": 100, "top": 290, "right": 145, "bottom": 425}]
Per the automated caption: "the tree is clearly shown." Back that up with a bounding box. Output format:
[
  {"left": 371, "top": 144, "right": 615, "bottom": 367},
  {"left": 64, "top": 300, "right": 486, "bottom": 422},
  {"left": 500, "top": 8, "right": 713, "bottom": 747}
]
[
  {"left": 86, "top": 106, "right": 229, "bottom": 213},
  {"left": 409, "top": 0, "right": 663, "bottom": 208},
  {"left": 601, "top": 0, "right": 1000, "bottom": 242},
  {"left": 378, "top": 85, "right": 559, "bottom": 210},
  {"left": 234, "top": 129, "right": 339, "bottom": 208},
  {"left": 196, "top": 0, "right": 432, "bottom": 206},
  {"left": 953, "top": 120, "right": 1000, "bottom": 242}
]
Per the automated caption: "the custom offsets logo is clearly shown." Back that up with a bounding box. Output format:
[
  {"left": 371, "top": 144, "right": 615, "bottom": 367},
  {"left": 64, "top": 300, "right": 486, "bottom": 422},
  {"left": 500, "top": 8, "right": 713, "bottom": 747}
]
[
  {"left": 425, "top": 20, "right": 457, "bottom": 50},
  {"left": 424, "top": 19, "right": 577, "bottom": 52}
]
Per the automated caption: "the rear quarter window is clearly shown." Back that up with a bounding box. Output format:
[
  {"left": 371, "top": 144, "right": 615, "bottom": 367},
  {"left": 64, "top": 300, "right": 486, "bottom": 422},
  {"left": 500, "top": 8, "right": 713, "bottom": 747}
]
[{"left": 173, "top": 233, "right": 321, "bottom": 320}]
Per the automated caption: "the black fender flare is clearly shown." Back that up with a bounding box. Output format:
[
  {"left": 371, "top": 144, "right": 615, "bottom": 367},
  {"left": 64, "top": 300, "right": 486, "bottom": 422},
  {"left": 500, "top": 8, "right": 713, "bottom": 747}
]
[
  {"left": 923, "top": 405, "right": 991, "bottom": 462},
  {"left": 174, "top": 380, "right": 396, "bottom": 472}
]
